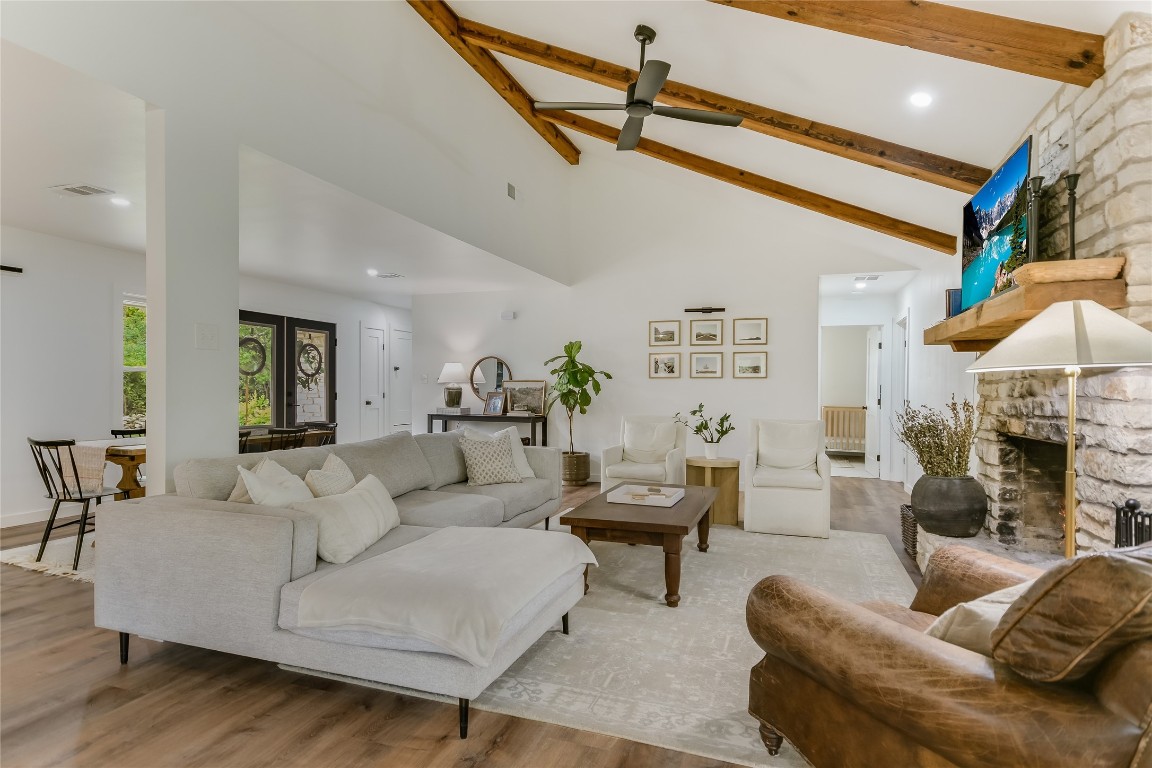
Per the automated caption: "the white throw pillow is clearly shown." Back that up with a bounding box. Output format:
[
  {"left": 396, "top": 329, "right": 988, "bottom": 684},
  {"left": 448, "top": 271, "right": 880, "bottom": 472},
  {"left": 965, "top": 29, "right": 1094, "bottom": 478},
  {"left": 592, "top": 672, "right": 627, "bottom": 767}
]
[
  {"left": 757, "top": 421, "right": 820, "bottom": 469},
  {"left": 925, "top": 579, "right": 1036, "bottom": 656},
  {"left": 459, "top": 433, "right": 522, "bottom": 486},
  {"left": 289, "top": 474, "right": 399, "bottom": 564},
  {"left": 305, "top": 453, "right": 356, "bottom": 497},
  {"left": 622, "top": 420, "right": 678, "bottom": 464},
  {"left": 231, "top": 458, "right": 313, "bottom": 506},
  {"left": 462, "top": 426, "right": 536, "bottom": 479}
]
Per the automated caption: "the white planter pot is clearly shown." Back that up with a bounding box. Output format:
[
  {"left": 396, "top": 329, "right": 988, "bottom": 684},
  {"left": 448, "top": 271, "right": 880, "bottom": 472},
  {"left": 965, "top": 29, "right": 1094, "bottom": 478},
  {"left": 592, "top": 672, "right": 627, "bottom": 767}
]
[{"left": 704, "top": 443, "right": 719, "bottom": 460}]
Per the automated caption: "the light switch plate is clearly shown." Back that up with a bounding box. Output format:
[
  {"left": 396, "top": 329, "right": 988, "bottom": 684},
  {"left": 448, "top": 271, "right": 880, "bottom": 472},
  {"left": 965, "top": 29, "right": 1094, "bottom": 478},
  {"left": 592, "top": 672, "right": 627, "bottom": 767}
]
[{"left": 194, "top": 322, "right": 219, "bottom": 350}]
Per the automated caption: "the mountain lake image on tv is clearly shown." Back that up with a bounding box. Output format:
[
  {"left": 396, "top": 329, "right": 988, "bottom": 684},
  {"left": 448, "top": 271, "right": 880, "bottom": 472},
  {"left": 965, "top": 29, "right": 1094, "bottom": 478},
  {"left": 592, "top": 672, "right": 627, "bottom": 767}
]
[{"left": 961, "top": 138, "right": 1031, "bottom": 312}]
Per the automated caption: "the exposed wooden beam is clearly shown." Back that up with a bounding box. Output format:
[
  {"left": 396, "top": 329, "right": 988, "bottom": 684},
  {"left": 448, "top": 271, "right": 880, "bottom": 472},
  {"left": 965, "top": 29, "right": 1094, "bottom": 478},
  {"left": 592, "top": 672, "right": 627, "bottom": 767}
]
[
  {"left": 407, "top": 1, "right": 579, "bottom": 165},
  {"left": 458, "top": 17, "right": 990, "bottom": 193},
  {"left": 538, "top": 111, "right": 956, "bottom": 253},
  {"left": 708, "top": 1, "right": 1104, "bottom": 87}
]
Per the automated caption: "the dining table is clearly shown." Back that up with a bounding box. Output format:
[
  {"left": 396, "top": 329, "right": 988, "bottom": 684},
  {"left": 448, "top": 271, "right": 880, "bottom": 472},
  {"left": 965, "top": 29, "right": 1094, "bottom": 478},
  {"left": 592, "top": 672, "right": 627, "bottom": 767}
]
[{"left": 77, "top": 438, "right": 147, "bottom": 499}]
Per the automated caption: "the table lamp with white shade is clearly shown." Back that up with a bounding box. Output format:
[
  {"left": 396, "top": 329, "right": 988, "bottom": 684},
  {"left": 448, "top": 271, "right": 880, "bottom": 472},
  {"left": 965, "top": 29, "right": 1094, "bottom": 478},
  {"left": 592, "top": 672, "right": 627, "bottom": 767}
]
[
  {"left": 966, "top": 300, "right": 1152, "bottom": 558},
  {"left": 436, "top": 362, "right": 469, "bottom": 408}
]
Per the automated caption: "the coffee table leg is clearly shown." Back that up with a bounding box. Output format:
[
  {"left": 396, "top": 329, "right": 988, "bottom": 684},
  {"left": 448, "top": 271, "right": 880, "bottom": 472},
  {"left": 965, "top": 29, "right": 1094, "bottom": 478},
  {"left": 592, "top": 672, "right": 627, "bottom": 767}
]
[
  {"left": 663, "top": 534, "right": 682, "bottom": 607},
  {"left": 697, "top": 510, "right": 711, "bottom": 553},
  {"left": 571, "top": 525, "right": 590, "bottom": 594}
]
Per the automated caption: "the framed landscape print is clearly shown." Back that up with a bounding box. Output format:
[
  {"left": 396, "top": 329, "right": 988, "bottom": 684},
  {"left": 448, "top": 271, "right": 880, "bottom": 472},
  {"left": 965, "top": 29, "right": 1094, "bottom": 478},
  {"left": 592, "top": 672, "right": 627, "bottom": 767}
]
[
  {"left": 690, "top": 352, "right": 723, "bottom": 379},
  {"left": 733, "top": 317, "right": 768, "bottom": 345},
  {"left": 732, "top": 351, "right": 767, "bottom": 378},
  {"left": 690, "top": 319, "right": 723, "bottom": 346},
  {"left": 502, "top": 380, "right": 546, "bottom": 415},
  {"left": 649, "top": 320, "right": 681, "bottom": 346},
  {"left": 649, "top": 352, "right": 681, "bottom": 379}
]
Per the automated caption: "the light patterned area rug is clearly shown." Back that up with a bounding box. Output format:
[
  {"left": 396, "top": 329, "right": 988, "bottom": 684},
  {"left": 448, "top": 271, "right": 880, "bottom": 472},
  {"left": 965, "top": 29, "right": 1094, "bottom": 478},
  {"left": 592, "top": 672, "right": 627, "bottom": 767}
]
[
  {"left": 0, "top": 535, "right": 95, "bottom": 583},
  {"left": 468, "top": 524, "right": 915, "bottom": 767}
]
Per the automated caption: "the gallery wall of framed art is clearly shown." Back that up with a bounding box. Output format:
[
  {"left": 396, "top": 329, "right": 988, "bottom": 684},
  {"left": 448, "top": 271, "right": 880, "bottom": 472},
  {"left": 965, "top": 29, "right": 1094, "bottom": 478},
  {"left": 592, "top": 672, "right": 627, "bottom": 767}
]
[{"left": 646, "top": 316, "right": 767, "bottom": 379}]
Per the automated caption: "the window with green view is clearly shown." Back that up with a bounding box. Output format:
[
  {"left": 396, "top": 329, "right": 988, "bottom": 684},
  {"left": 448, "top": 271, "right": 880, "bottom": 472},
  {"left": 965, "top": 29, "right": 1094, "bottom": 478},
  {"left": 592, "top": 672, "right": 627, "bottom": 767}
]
[{"left": 122, "top": 301, "right": 146, "bottom": 428}]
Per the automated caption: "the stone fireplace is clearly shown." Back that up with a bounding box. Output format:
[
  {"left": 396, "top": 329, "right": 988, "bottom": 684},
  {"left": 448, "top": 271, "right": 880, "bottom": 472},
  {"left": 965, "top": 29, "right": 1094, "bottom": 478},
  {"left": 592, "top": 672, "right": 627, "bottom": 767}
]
[{"left": 975, "top": 368, "right": 1152, "bottom": 554}]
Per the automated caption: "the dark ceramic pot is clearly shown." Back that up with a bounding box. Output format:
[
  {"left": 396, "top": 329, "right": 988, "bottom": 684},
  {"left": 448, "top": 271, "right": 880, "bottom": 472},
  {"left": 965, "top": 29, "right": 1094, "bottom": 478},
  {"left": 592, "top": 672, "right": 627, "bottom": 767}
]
[
  {"left": 910, "top": 475, "right": 987, "bottom": 537},
  {"left": 562, "top": 451, "right": 590, "bottom": 486}
]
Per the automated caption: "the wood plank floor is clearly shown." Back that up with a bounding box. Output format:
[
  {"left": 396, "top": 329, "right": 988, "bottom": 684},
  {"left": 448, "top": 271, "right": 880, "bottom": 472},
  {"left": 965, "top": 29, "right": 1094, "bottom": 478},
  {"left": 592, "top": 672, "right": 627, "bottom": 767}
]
[{"left": 1, "top": 476, "right": 911, "bottom": 767}]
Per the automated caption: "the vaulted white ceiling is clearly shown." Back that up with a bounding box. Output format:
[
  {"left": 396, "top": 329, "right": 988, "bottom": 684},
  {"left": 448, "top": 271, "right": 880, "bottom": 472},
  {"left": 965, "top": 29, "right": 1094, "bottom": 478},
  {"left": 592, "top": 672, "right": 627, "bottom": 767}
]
[{"left": 1, "top": 1, "right": 1145, "bottom": 302}]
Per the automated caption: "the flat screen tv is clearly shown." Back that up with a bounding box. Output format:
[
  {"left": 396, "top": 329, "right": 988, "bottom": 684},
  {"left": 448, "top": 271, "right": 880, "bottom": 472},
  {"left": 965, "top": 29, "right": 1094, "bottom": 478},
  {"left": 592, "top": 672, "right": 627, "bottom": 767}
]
[{"left": 961, "top": 137, "right": 1031, "bottom": 312}]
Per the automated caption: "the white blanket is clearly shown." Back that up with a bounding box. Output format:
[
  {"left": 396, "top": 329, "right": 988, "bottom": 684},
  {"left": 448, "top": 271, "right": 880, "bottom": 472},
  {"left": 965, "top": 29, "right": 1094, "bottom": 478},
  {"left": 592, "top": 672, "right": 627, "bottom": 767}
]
[{"left": 295, "top": 527, "right": 596, "bottom": 667}]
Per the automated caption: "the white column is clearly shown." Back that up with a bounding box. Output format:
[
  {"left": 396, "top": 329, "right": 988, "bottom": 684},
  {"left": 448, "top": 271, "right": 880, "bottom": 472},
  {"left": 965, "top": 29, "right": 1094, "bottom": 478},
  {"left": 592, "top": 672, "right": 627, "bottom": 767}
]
[{"left": 145, "top": 107, "right": 239, "bottom": 492}]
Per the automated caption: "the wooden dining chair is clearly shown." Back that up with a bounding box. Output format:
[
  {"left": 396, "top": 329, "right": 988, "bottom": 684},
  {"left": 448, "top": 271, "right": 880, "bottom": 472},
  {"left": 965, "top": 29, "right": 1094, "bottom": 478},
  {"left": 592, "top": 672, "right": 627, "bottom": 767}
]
[
  {"left": 267, "top": 427, "right": 308, "bottom": 451},
  {"left": 239, "top": 429, "right": 254, "bottom": 453},
  {"left": 28, "top": 438, "right": 124, "bottom": 571},
  {"left": 111, "top": 428, "right": 146, "bottom": 438}
]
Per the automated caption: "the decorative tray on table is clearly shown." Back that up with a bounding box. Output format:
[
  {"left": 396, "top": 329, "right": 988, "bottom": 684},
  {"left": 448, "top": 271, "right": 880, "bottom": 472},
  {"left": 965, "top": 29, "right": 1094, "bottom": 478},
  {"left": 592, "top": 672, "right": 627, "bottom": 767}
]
[{"left": 606, "top": 485, "right": 685, "bottom": 507}]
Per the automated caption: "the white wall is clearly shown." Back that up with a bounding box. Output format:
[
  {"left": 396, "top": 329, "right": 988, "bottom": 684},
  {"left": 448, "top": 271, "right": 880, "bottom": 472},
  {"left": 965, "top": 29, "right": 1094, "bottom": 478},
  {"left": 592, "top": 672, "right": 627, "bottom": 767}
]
[
  {"left": 412, "top": 153, "right": 922, "bottom": 478},
  {"left": 0, "top": 226, "right": 411, "bottom": 524},
  {"left": 820, "top": 326, "right": 869, "bottom": 407},
  {"left": 1, "top": 226, "right": 145, "bottom": 525}
]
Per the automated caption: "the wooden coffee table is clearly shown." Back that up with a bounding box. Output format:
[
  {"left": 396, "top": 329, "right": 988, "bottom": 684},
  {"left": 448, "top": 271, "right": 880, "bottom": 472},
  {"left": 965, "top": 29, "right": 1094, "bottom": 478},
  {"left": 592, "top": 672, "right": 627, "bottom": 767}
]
[{"left": 560, "top": 483, "right": 718, "bottom": 607}]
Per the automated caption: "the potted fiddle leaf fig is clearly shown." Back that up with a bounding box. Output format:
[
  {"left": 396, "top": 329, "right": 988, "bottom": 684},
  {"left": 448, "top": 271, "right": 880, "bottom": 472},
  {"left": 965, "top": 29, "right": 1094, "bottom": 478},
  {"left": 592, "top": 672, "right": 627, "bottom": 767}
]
[
  {"left": 675, "top": 403, "right": 734, "bottom": 460},
  {"left": 896, "top": 396, "right": 985, "bottom": 537},
  {"left": 545, "top": 341, "right": 612, "bottom": 486}
]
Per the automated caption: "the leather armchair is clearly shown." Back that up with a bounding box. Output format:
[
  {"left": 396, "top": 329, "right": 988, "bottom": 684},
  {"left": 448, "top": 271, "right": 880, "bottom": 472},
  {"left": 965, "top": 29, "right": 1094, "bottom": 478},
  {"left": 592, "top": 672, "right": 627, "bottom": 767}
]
[
  {"left": 743, "top": 419, "right": 830, "bottom": 538},
  {"left": 600, "top": 416, "right": 686, "bottom": 490},
  {"left": 746, "top": 545, "right": 1152, "bottom": 768}
]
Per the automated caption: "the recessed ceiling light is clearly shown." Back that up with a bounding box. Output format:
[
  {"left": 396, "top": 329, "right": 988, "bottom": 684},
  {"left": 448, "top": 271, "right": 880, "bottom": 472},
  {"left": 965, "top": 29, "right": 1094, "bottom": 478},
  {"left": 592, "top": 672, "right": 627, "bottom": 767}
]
[
  {"left": 109, "top": 197, "right": 131, "bottom": 207},
  {"left": 909, "top": 92, "right": 933, "bottom": 107},
  {"left": 854, "top": 281, "right": 867, "bottom": 290},
  {"left": 366, "top": 268, "right": 379, "bottom": 277}
]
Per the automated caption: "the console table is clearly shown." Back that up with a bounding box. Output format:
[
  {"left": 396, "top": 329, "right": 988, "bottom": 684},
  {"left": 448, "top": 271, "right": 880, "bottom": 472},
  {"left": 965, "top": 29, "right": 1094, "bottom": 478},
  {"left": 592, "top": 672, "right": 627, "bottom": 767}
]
[{"left": 426, "top": 413, "right": 548, "bottom": 446}]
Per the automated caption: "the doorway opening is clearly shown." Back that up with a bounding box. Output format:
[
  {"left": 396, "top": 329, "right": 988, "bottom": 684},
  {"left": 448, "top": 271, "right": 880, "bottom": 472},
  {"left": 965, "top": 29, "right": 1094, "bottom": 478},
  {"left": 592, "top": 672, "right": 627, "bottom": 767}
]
[{"left": 820, "top": 324, "right": 881, "bottom": 478}]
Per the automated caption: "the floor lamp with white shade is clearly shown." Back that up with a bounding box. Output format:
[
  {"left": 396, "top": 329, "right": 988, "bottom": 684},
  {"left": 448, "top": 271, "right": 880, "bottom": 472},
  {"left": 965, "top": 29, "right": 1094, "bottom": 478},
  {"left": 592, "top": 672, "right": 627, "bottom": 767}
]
[{"left": 966, "top": 300, "right": 1152, "bottom": 558}]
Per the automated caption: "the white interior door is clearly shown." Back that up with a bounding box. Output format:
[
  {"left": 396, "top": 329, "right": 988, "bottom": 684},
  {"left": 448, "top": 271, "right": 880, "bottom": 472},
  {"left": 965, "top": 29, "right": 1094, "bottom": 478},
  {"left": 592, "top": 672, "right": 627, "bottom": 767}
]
[
  {"left": 360, "top": 326, "right": 385, "bottom": 441},
  {"left": 389, "top": 329, "right": 412, "bottom": 433},
  {"left": 864, "top": 326, "right": 882, "bottom": 477}
]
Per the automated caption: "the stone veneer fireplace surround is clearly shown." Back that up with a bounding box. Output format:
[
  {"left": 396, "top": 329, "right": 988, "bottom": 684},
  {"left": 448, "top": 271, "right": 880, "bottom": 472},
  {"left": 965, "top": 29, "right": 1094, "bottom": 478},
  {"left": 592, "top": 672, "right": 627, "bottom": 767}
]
[{"left": 966, "top": 13, "right": 1152, "bottom": 555}]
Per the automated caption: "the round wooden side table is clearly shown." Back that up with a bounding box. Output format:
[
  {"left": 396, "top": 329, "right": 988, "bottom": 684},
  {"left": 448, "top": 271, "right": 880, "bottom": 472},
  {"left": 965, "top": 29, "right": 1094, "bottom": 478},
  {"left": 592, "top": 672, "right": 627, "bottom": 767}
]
[{"left": 686, "top": 456, "right": 740, "bottom": 526}]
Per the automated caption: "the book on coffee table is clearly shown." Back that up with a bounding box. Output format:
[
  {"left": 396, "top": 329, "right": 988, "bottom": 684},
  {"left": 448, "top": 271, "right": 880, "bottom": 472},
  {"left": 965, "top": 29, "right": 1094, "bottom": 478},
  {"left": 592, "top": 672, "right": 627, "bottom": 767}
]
[{"left": 606, "top": 485, "right": 685, "bottom": 507}]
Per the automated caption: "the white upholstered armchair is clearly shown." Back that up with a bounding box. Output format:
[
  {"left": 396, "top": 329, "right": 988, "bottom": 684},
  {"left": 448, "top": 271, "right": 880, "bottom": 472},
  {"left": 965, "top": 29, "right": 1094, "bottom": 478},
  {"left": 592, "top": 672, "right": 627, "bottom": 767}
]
[
  {"left": 600, "top": 416, "right": 687, "bottom": 490},
  {"left": 743, "top": 419, "right": 830, "bottom": 538}
]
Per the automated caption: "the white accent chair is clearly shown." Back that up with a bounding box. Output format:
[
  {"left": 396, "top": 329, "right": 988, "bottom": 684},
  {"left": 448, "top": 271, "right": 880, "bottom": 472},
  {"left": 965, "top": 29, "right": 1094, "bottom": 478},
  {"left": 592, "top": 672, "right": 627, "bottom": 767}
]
[
  {"left": 743, "top": 419, "right": 830, "bottom": 538},
  {"left": 600, "top": 416, "right": 687, "bottom": 490}
]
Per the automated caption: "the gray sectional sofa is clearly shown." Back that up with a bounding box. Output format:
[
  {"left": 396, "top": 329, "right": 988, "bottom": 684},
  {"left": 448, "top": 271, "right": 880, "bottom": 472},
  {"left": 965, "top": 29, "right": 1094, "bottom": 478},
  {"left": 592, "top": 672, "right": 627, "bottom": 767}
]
[{"left": 94, "top": 431, "right": 585, "bottom": 737}]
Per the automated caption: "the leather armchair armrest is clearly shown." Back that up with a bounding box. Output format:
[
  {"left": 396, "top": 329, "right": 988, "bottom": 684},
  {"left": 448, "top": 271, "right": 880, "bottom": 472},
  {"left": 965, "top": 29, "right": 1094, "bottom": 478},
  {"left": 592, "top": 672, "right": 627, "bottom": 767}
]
[
  {"left": 747, "top": 575, "right": 1136, "bottom": 768},
  {"left": 665, "top": 446, "right": 685, "bottom": 484},
  {"left": 909, "top": 544, "right": 1046, "bottom": 616}
]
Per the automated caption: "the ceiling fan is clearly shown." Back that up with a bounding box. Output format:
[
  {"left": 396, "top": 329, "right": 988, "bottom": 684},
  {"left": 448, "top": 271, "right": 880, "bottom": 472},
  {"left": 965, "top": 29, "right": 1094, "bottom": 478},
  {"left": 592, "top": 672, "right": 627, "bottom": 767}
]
[{"left": 534, "top": 25, "right": 743, "bottom": 151}]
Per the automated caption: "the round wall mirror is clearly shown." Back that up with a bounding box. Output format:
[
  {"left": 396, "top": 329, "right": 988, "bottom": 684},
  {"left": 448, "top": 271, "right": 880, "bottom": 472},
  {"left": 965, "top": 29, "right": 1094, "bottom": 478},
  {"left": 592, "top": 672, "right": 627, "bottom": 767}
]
[{"left": 470, "top": 356, "right": 512, "bottom": 400}]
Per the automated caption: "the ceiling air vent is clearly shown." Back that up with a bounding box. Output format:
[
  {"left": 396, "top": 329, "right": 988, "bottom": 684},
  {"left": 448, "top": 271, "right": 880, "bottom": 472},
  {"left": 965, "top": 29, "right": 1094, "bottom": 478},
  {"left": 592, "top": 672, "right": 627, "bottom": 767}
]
[
  {"left": 49, "top": 183, "right": 115, "bottom": 197},
  {"left": 853, "top": 275, "right": 881, "bottom": 282},
  {"left": 374, "top": 272, "right": 404, "bottom": 279}
]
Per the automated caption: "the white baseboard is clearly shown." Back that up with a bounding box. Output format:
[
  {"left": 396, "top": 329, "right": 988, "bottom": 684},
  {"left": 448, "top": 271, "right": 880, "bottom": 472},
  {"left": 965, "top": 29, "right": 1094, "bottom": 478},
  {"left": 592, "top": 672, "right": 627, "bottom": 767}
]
[{"left": 1, "top": 507, "right": 52, "bottom": 529}]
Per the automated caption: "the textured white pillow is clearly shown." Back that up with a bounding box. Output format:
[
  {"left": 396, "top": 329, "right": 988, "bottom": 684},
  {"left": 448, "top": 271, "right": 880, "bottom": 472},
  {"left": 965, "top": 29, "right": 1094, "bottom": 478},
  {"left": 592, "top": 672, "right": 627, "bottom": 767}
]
[
  {"left": 622, "top": 420, "right": 678, "bottom": 464},
  {"left": 232, "top": 458, "right": 313, "bottom": 506},
  {"left": 462, "top": 426, "right": 536, "bottom": 479},
  {"left": 459, "top": 433, "right": 522, "bottom": 486},
  {"left": 925, "top": 579, "right": 1036, "bottom": 656},
  {"left": 757, "top": 421, "right": 820, "bottom": 469},
  {"left": 305, "top": 453, "right": 356, "bottom": 497},
  {"left": 289, "top": 475, "right": 399, "bottom": 564}
]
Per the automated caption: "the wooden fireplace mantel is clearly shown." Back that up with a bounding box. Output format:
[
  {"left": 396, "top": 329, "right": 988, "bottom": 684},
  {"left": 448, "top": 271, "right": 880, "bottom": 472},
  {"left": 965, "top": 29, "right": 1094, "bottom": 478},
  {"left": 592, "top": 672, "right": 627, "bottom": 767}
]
[{"left": 924, "top": 257, "right": 1127, "bottom": 352}]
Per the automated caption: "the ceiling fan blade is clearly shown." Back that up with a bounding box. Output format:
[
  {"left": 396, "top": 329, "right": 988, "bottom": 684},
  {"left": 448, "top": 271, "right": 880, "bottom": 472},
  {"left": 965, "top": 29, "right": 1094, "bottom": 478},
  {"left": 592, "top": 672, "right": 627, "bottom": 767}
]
[
  {"left": 617, "top": 116, "right": 645, "bottom": 151},
  {"left": 534, "top": 102, "right": 625, "bottom": 111},
  {"left": 653, "top": 106, "right": 743, "bottom": 127},
  {"left": 632, "top": 60, "right": 670, "bottom": 104}
]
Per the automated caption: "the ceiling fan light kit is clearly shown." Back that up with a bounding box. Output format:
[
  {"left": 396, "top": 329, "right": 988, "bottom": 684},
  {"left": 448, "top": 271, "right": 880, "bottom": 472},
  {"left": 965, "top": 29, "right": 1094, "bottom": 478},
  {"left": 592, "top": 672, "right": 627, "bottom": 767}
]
[{"left": 533, "top": 24, "right": 743, "bottom": 151}]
